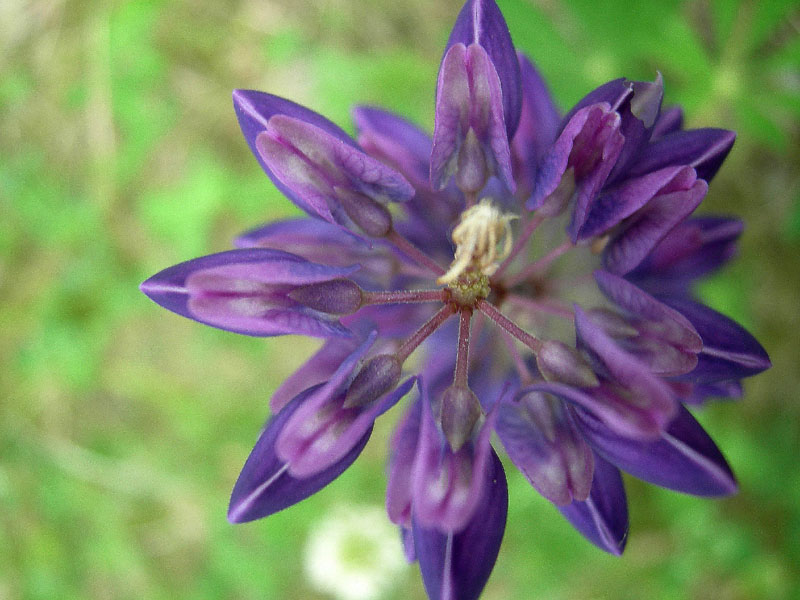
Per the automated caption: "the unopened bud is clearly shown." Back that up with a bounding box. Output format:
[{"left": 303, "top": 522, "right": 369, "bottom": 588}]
[
  {"left": 335, "top": 187, "right": 393, "bottom": 238},
  {"left": 288, "top": 279, "right": 363, "bottom": 314},
  {"left": 455, "top": 129, "right": 489, "bottom": 195},
  {"left": 439, "top": 385, "right": 482, "bottom": 452},
  {"left": 343, "top": 354, "right": 402, "bottom": 408},
  {"left": 536, "top": 340, "right": 599, "bottom": 388}
]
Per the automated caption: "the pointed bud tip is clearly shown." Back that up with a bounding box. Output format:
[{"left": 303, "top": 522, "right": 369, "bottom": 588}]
[
  {"left": 440, "top": 385, "right": 483, "bottom": 452},
  {"left": 344, "top": 354, "right": 402, "bottom": 408}
]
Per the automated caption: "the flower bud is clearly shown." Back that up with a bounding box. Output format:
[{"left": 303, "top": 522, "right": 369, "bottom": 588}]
[
  {"left": 343, "top": 354, "right": 402, "bottom": 408},
  {"left": 439, "top": 385, "right": 483, "bottom": 452},
  {"left": 335, "top": 187, "right": 394, "bottom": 238},
  {"left": 288, "top": 279, "right": 363, "bottom": 315},
  {"left": 536, "top": 340, "right": 599, "bottom": 388}
]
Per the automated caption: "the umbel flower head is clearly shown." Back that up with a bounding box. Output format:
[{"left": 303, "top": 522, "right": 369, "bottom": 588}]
[{"left": 141, "top": 1, "right": 771, "bottom": 598}]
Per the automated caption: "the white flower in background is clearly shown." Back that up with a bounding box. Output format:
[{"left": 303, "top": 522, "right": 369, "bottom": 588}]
[{"left": 304, "top": 504, "right": 407, "bottom": 600}]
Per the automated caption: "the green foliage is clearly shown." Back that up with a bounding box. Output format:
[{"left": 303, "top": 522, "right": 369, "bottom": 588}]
[{"left": 1, "top": 0, "right": 798, "bottom": 599}]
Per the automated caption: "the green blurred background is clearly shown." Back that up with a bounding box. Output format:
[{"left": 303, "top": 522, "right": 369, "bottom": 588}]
[{"left": 1, "top": 0, "right": 798, "bottom": 598}]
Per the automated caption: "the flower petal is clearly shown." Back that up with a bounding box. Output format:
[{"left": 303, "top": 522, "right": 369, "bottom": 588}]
[
  {"left": 557, "top": 453, "right": 628, "bottom": 555},
  {"left": 411, "top": 386, "right": 497, "bottom": 532},
  {"left": 627, "top": 128, "right": 736, "bottom": 183},
  {"left": 529, "top": 104, "right": 624, "bottom": 239},
  {"left": 233, "top": 90, "right": 359, "bottom": 218},
  {"left": 270, "top": 335, "right": 367, "bottom": 413},
  {"left": 496, "top": 389, "right": 594, "bottom": 505},
  {"left": 575, "top": 403, "right": 738, "bottom": 496},
  {"left": 569, "top": 305, "right": 677, "bottom": 437},
  {"left": 277, "top": 372, "right": 414, "bottom": 478},
  {"left": 593, "top": 271, "right": 702, "bottom": 375},
  {"left": 603, "top": 178, "right": 708, "bottom": 275},
  {"left": 445, "top": 0, "right": 522, "bottom": 138},
  {"left": 663, "top": 298, "right": 771, "bottom": 383},
  {"left": 651, "top": 106, "right": 683, "bottom": 139},
  {"left": 511, "top": 53, "right": 560, "bottom": 198},
  {"left": 227, "top": 385, "right": 371, "bottom": 523},
  {"left": 387, "top": 399, "right": 423, "bottom": 527},
  {"left": 352, "top": 106, "right": 464, "bottom": 245},
  {"left": 352, "top": 106, "right": 432, "bottom": 187},
  {"left": 431, "top": 43, "right": 514, "bottom": 193},
  {"left": 139, "top": 249, "right": 359, "bottom": 337},
  {"left": 577, "top": 165, "right": 697, "bottom": 240},
  {"left": 256, "top": 114, "right": 414, "bottom": 237},
  {"left": 627, "top": 217, "right": 743, "bottom": 295},
  {"left": 413, "top": 450, "right": 507, "bottom": 600}
]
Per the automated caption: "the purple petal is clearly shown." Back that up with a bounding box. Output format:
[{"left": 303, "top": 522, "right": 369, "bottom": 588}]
[
  {"left": 603, "top": 178, "right": 708, "bottom": 275},
  {"left": 277, "top": 373, "right": 414, "bottom": 479},
  {"left": 569, "top": 305, "right": 677, "bottom": 437},
  {"left": 627, "top": 128, "right": 736, "bottom": 183},
  {"left": 681, "top": 380, "right": 743, "bottom": 405},
  {"left": 557, "top": 453, "right": 628, "bottom": 555},
  {"left": 413, "top": 450, "right": 507, "bottom": 600},
  {"left": 352, "top": 106, "right": 432, "bottom": 187},
  {"left": 561, "top": 79, "right": 631, "bottom": 125},
  {"left": 511, "top": 53, "right": 560, "bottom": 198},
  {"left": 411, "top": 389, "right": 496, "bottom": 532},
  {"left": 578, "top": 165, "right": 696, "bottom": 240},
  {"left": 387, "top": 399, "right": 423, "bottom": 527},
  {"left": 627, "top": 217, "right": 743, "bottom": 292},
  {"left": 530, "top": 104, "right": 625, "bottom": 239},
  {"left": 605, "top": 74, "right": 664, "bottom": 184},
  {"left": 431, "top": 43, "right": 514, "bottom": 193},
  {"left": 651, "top": 106, "right": 683, "bottom": 139},
  {"left": 496, "top": 389, "right": 594, "bottom": 505},
  {"left": 352, "top": 106, "right": 464, "bottom": 242},
  {"left": 575, "top": 403, "right": 738, "bottom": 496},
  {"left": 662, "top": 298, "right": 771, "bottom": 383},
  {"left": 445, "top": 0, "right": 522, "bottom": 138},
  {"left": 255, "top": 115, "right": 413, "bottom": 236},
  {"left": 227, "top": 385, "right": 370, "bottom": 523},
  {"left": 594, "top": 270, "right": 702, "bottom": 373},
  {"left": 233, "top": 90, "right": 359, "bottom": 219},
  {"left": 140, "top": 249, "right": 359, "bottom": 338}
]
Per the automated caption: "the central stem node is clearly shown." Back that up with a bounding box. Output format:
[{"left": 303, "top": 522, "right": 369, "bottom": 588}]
[{"left": 448, "top": 270, "right": 491, "bottom": 307}]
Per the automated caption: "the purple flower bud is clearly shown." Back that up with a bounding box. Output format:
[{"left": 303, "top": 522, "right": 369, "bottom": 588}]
[
  {"left": 254, "top": 114, "right": 411, "bottom": 238},
  {"left": 412, "top": 382, "right": 497, "bottom": 533},
  {"left": 445, "top": 0, "right": 522, "bottom": 138},
  {"left": 496, "top": 389, "right": 594, "bottom": 505},
  {"left": 140, "top": 248, "right": 361, "bottom": 338},
  {"left": 431, "top": 42, "right": 515, "bottom": 193},
  {"left": 529, "top": 103, "right": 624, "bottom": 231},
  {"left": 439, "top": 384, "right": 483, "bottom": 452},
  {"left": 593, "top": 270, "right": 702, "bottom": 376},
  {"left": 343, "top": 353, "right": 402, "bottom": 408}
]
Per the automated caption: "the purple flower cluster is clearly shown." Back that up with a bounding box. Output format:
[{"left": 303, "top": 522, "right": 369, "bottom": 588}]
[{"left": 141, "top": 1, "right": 771, "bottom": 598}]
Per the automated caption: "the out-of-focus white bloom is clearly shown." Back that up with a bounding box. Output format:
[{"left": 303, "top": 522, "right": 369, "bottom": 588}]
[{"left": 304, "top": 504, "right": 407, "bottom": 600}]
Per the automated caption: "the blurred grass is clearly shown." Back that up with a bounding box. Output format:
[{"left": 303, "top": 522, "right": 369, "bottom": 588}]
[{"left": 1, "top": 0, "right": 798, "bottom": 599}]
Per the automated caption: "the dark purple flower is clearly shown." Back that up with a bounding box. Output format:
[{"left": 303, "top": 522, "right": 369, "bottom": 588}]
[{"left": 142, "top": 0, "right": 770, "bottom": 598}]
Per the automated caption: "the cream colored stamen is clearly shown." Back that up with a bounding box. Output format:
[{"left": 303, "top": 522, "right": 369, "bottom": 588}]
[{"left": 438, "top": 199, "right": 516, "bottom": 285}]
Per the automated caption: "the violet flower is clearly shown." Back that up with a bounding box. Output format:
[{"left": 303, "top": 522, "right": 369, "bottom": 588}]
[{"left": 141, "top": 1, "right": 770, "bottom": 598}]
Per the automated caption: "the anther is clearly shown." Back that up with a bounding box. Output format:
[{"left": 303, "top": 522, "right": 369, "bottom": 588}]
[{"left": 438, "top": 199, "right": 516, "bottom": 286}]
